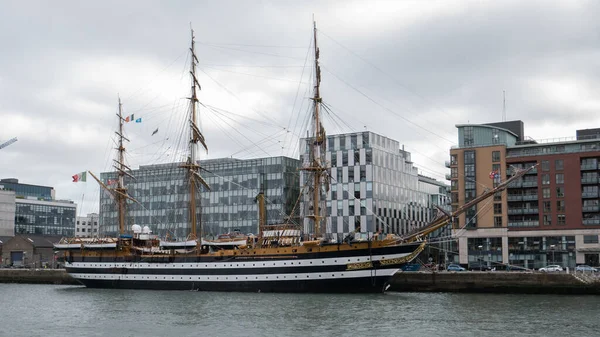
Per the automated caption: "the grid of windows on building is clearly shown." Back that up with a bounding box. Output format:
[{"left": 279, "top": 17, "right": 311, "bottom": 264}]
[
  {"left": 14, "top": 200, "right": 76, "bottom": 236},
  {"left": 100, "top": 157, "right": 300, "bottom": 239},
  {"left": 300, "top": 131, "right": 448, "bottom": 236},
  {"left": 76, "top": 213, "right": 99, "bottom": 237}
]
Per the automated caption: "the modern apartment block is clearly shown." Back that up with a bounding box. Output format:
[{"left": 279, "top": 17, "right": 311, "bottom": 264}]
[
  {"left": 300, "top": 131, "right": 449, "bottom": 236},
  {"left": 448, "top": 121, "right": 600, "bottom": 268},
  {"left": 100, "top": 156, "right": 300, "bottom": 239},
  {"left": 75, "top": 213, "right": 99, "bottom": 238},
  {"left": 0, "top": 178, "right": 76, "bottom": 237}
]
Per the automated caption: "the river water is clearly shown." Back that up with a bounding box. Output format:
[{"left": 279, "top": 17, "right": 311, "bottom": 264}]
[{"left": 0, "top": 284, "right": 597, "bottom": 337}]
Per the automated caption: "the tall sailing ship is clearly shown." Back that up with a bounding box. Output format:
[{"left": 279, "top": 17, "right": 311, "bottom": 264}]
[{"left": 55, "top": 24, "right": 534, "bottom": 293}]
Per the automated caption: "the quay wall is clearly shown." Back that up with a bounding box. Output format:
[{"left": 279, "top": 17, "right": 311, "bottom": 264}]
[
  {"left": 390, "top": 271, "right": 600, "bottom": 295},
  {"left": 0, "top": 269, "right": 79, "bottom": 285}
]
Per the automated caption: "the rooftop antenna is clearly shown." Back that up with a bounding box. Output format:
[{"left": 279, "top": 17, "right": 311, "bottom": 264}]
[{"left": 502, "top": 90, "right": 506, "bottom": 122}]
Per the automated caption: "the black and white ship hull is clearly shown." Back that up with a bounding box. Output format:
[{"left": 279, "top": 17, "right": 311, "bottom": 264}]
[{"left": 64, "top": 243, "right": 422, "bottom": 293}]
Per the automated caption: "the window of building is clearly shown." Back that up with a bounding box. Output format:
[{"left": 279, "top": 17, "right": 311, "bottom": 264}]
[
  {"left": 583, "top": 235, "right": 599, "bottom": 244},
  {"left": 541, "top": 160, "right": 550, "bottom": 171},
  {"left": 492, "top": 163, "right": 501, "bottom": 176},
  {"left": 542, "top": 188, "right": 550, "bottom": 199},
  {"left": 359, "top": 166, "right": 366, "bottom": 182},
  {"left": 555, "top": 173, "right": 564, "bottom": 184},
  {"left": 365, "top": 148, "right": 372, "bottom": 164},
  {"left": 542, "top": 174, "right": 550, "bottom": 185},
  {"left": 557, "top": 214, "right": 566, "bottom": 225},
  {"left": 351, "top": 135, "right": 357, "bottom": 149},
  {"left": 465, "top": 164, "right": 475, "bottom": 177},
  {"left": 543, "top": 201, "right": 551, "bottom": 212},
  {"left": 331, "top": 154, "right": 337, "bottom": 167},
  {"left": 492, "top": 128, "right": 500, "bottom": 144},
  {"left": 494, "top": 203, "right": 502, "bottom": 215},
  {"left": 451, "top": 154, "right": 458, "bottom": 165},
  {"left": 555, "top": 159, "right": 563, "bottom": 171},
  {"left": 362, "top": 132, "right": 370, "bottom": 148},
  {"left": 342, "top": 152, "right": 348, "bottom": 166},
  {"left": 464, "top": 126, "right": 474, "bottom": 146},
  {"left": 464, "top": 151, "right": 475, "bottom": 164},
  {"left": 348, "top": 168, "right": 354, "bottom": 182},
  {"left": 327, "top": 136, "right": 334, "bottom": 151},
  {"left": 494, "top": 216, "right": 502, "bottom": 227},
  {"left": 556, "top": 200, "right": 565, "bottom": 212},
  {"left": 543, "top": 215, "right": 552, "bottom": 226},
  {"left": 494, "top": 192, "right": 501, "bottom": 201},
  {"left": 492, "top": 151, "right": 501, "bottom": 162},
  {"left": 451, "top": 167, "right": 458, "bottom": 178},
  {"left": 451, "top": 192, "right": 459, "bottom": 204},
  {"left": 556, "top": 187, "right": 565, "bottom": 198}
]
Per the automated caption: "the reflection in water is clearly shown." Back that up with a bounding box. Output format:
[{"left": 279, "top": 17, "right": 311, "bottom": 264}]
[{"left": 1, "top": 284, "right": 598, "bottom": 337}]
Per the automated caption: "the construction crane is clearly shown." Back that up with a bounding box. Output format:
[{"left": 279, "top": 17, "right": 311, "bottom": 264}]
[{"left": 0, "top": 137, "right": 17, "bottom": 150}]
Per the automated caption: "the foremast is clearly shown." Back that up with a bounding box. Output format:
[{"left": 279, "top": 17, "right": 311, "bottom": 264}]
[
  {"left": 301, "top": 20, "right": 329, "bottom": 238},
  {"left": 180, "top": 28, "right": 209, "bottom": 240},
  {"left": 88, "top": 97, "right": 138, "bottom": 236}
]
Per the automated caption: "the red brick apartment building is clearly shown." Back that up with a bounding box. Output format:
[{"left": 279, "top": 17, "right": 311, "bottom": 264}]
[{"left": 448, "top": 121, "right": 600, "bottom": 269}]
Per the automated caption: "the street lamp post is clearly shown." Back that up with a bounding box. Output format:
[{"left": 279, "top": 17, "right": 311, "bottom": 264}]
[
  {"left": 478, "top": 245, "right": 483, "bottom": 271},
  {"left": 550, "top": 244, "right": 556, "bottom": 265}
]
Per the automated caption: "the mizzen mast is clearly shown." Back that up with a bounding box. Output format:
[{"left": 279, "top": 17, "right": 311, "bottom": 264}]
[
  {"left": 182, "top": 27, "right": 210, "bottom": 240},
  {"left": 301, "top": 20, "right": 329, "bottom": 237}
]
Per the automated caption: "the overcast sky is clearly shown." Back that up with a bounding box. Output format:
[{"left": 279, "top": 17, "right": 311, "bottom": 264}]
[{"left": 1, "top": 0, "right": 600, "bottom": 215}]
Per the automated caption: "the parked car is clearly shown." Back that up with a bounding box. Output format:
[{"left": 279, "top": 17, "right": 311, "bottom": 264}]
[
  {"left": 575, "top": 265, "right": 598, "bottom": 272},
  {"left": 468, "top": 262, "right": 492, "bottom": 271},
  {"left": 539, "top": 265, "right": 563, "bottom": 272},
  {"left": 447, "top": 264, "right": 466, "bottom": 271}
]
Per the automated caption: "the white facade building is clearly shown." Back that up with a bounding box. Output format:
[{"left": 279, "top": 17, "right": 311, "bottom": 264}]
[{"left": 76, "top": 213, "right": 99, "bottom": 238}]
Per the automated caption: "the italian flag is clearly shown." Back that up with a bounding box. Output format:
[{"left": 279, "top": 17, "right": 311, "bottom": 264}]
[{"left": 72, "top": 171, "right": 87, "bottom": 182}]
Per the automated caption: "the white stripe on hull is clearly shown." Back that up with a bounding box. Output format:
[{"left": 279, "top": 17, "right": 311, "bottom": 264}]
[
  {"left": 70, "top": 268, "right": 399, "bottom": 282},
  {"left": 67, "top": 252, "right": 411, "bottom": 270}
]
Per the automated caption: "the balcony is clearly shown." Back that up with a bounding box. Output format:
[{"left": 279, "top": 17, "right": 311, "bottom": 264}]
[
  {"left": 581, "top": 164, "right": 598, "bottom": 170},
  {"left": 582, "top": 205, "right": 600, "bottom": 212},
  {"left": 508, "top": 180, "right": 522, "bottom": 188},
  {"left": 581, "top": 177, "right": 599, "bottom": 184},
  {"left": 524, "top": 168, "right": 538, "bottom": 175},
  {"left": 582, "top": 191, "right": 599, "bottom": 198},
  {"left": 445, "top": 160, "right": 451, "bottom": 168},
  {"left": 583, "top": 219, "right": 600, "bottom": 225},
  {"left": 508, "top": 208, "right": 523, "bottom": 215},
  {"left": 523, "top": 194, "right": 538, "bottom": 201},
  {"left": 507, "top": 194, "right": 523, "bottom": 202},
  {"left": 508, "top": 221, "right": 540, "bottom": 227},
  {"left": 522, "top": 208, "right": 539, "bottom": 215},
  {"left": 445, "top": 173, "right": 452, "bottom": 180},
  {"left": 522, "top": 181, "right": 538, "bottom": 188}
]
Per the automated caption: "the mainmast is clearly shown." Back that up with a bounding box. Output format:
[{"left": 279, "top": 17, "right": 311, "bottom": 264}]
[
  {"left": 182, "top": 27, "right": 209, "bottom": 240},
  {"left": 302, "top": 20, "right": 328, "bottom": 237},
  {"left": 115, "top": 97, "right": 130, "bottom": 235}
]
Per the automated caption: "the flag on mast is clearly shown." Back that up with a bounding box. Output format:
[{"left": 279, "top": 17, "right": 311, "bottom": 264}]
[
  {"left": 125, "top": 114, "right": 135, "bottom": 122},
  {"left": 135, "top": 118, "right": 142, "bottom": 123},
  {"left": 72, "top": 171, "right": 87, "bottom": 182}
]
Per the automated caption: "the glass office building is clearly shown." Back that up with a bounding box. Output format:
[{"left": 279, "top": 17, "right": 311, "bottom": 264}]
[
  {"left": 14, "top": 199, "right": 76, "bottom": 236},
  {"left": 0, "top": 178, "right": 75, "bottom": 237},
  {"left": 99, "top": 156, "right": 300, "bottom": 239},
  {"left": 300, "top": 131, "right": 448, "bottom": 236},
  {"left": 0, "top": 178, "right": 54, "bottom": 201}
]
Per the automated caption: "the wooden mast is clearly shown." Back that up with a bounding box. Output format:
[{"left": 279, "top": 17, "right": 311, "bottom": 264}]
[
  {"left": 301, "top": 20, "right": 328, "bottom": 237},
  {"left": 182, "top": 27, "right": 209, "bottom": 240},
  {"left": 115, "top": 97, "right": 127, "bottom": 235}
]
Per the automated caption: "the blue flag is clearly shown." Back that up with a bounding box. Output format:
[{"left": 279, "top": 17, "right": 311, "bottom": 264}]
[{"left": 135, "top": 118, "right": 142, "bottom": 123}]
